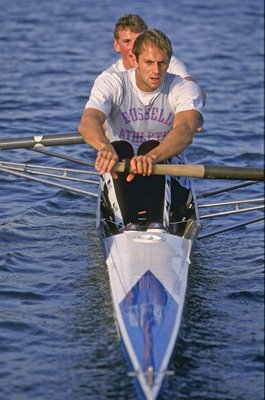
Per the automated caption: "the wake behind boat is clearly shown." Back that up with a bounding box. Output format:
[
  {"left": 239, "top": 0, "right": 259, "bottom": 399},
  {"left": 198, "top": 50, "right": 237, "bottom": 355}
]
[{"left": 96, "top": 170, "right": 200, "bottom": 400}]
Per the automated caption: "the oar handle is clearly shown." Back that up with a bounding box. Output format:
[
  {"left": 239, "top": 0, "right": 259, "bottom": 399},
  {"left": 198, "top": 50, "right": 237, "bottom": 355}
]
[
  {"left": 114, "top": 162, "right": 205, "bottom": 177},
  {"left": 113, "top": 162, "right": 264, "bottom": 181}
]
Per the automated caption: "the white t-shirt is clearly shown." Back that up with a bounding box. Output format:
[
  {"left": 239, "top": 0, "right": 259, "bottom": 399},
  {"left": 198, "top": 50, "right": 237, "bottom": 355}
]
[
  {"left": 86, "top": 69, "right": 203, "bottom": 154},
  {"left": 87, "top": 67, "right": 203, "bottom": 189}
]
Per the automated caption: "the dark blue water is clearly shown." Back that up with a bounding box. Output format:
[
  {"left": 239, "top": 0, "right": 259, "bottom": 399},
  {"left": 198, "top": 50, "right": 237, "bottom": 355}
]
[{"left": 0, "top": 0, "right": 264, "bottom": 399}]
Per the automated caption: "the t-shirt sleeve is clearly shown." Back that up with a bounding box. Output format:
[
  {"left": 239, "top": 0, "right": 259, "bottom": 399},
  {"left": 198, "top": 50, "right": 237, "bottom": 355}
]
[
  {"left": 168, "top": 56, "right": 190, "bottom": 78},
  {"left": 169, "top": 78, "right": 204, "bottom": 118},
  {"left": 85, "top": 74, "right": 122, "bottom": 117}
]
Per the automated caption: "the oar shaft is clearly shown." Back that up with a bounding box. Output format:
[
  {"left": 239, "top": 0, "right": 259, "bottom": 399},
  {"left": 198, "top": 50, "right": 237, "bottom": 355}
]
[
  {"left": 0, "top": 133, "right": 84, "bottom": 150},
  {"left": 114, "top": 162, "right": 264, "bottom": 181},
  {"left": 203, "top": 165, "right": 264, "bottom": 181}
]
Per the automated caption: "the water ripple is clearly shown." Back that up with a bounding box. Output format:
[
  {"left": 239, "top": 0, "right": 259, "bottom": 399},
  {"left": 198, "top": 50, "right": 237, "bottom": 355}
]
[{"left": 0, "top": 0, "right": 263, "bottom": 399}]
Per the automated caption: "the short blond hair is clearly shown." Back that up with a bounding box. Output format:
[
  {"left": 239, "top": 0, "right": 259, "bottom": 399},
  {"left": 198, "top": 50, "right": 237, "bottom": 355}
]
[{"left": 132, "top": 29, "right": 172, "bottom": 61}]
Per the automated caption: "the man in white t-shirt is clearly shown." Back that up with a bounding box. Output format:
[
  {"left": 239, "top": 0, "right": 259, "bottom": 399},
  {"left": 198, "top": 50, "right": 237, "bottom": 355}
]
[
  {"left": 96, "top": 14, "right": 206, "bottom": 105},
  {"left": 79, "top": 29, "right": 204, "bottom": 226}
]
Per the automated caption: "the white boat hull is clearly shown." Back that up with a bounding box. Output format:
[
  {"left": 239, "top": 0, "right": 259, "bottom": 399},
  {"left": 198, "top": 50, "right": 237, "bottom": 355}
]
[
  {"left": 102, "top": 228, "right": 195, "bottom": 399},
  {"left": 96, "top": 173, "right": 199, "bottom": 399}
]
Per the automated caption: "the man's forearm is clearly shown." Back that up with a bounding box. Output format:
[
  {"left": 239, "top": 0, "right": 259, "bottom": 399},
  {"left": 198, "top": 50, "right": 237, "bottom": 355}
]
[
  {"left": 146, "top": 124, "right": 194, "bottom": 163},
  {"left": 78, "top": 109, "right": 109, "bottom": 151},
  {"left": 146, "top": 109, "right": 202, "bottom": 163}
]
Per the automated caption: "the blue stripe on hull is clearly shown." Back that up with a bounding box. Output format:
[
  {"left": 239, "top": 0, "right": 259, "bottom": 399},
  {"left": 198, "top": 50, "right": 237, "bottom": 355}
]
[{"left": 119, "top": 270, "right": 178, "bottom": 380}]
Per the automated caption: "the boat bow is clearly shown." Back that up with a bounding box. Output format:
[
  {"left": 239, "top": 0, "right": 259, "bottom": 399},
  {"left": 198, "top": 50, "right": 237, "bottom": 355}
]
[{"left": 102, "top": 226, "right": 197, "bottom": 399}]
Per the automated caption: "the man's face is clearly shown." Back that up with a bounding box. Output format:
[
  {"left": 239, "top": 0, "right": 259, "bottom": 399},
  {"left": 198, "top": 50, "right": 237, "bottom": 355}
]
[
  {"left": 114, "top": 29, "right": 142, "bottom": 69},
  {"left": 134, "top": 44, "right": 170, "bottom": 92}
]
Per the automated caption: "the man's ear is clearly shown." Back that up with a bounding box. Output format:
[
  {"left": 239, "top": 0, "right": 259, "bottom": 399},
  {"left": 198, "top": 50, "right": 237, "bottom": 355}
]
[
  {"left": 131, "top": 54, "right": 138, "bottom": 68},
  {"left": 114, "top": 39, "right": 120, "bottom": 53}
]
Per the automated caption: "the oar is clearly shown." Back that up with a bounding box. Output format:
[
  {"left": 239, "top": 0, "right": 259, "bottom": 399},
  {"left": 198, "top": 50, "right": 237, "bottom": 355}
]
[
  {"left": 114, "top": 162, "right": 264, "bottom": 181},
  {"left": 29, "top": 147, "right": 95, "bottom": 168},
  {"left": 0, "top": 133, "right": 84, "bottom": 150},
  {"left": 198, "top": 181, "right": 259, "bottom": 198},
  {"left": 0, "top": 134, "right": 263, "bottom": 181}
]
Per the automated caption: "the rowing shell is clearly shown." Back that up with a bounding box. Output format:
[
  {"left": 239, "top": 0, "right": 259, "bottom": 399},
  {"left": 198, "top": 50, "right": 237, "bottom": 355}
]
[{"left": 96, "top": 173, "right": 199, "bottom": 400}]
